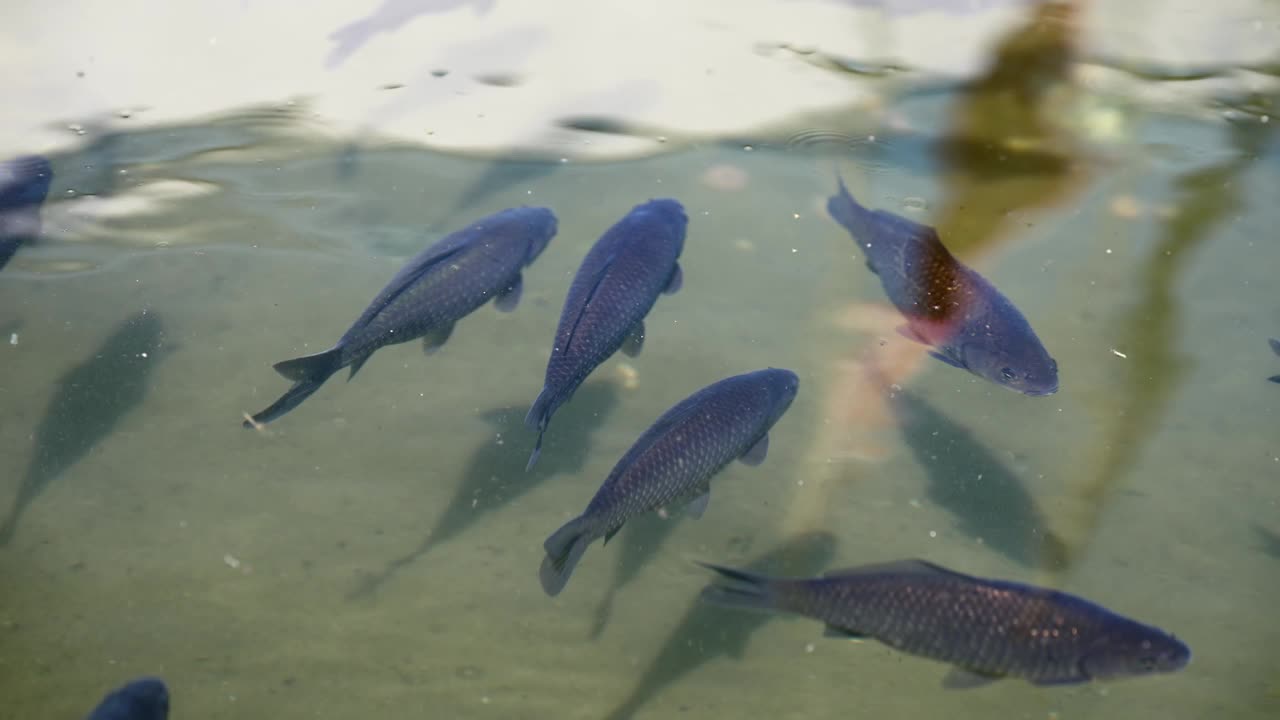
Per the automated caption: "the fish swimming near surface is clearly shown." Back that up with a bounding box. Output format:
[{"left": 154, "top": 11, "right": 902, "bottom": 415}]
[
  {"left": 0, "top": 155, "right": 54, "bottom": 271},
  {"left": 826, "top": 175, "right": 1059, "bottom": 396},
  {"left": 525, "top": 198, "right": 687, "bottom": 469},
  {"left": 698, "top": 558, "right": 1190, "bottom": 689},
  {"left": 86, "top": 676, "right": 169, "bottom": 720},
  {"left": 244, "top": 206, "right": 558, "bottom": 427},
  {"left": 1268, "top": 338, "right": 1279, "bottom": 383},
  {"left": 539, "top": 368, "right": 800, "bottom": 596}
]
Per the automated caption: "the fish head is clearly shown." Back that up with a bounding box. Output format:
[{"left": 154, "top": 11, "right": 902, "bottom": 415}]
[
  {"left": 1079, "top": 626, "right": 1191, "bottom": 680},
  {"left": 961, "top": 336, "right": 1059, "bottom": 397},
  {"left": 96, "top": 677, "right": 170, "bottom": 720},
  {"left": 762, "top": 368, "right": 801, "bottom": 423},
  {"left": 637, "top": 198, "right": 689, "bottom": 252},
  {"left": 522, "top": 208, "right": 560, "bottom": 264},
  {"left": 0, "top": 155, "right": 54, "bottom": 208}
]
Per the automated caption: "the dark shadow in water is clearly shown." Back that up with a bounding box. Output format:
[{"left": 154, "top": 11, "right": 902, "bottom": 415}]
[
  {"left": 0, "top": 310, "right": 169, "bottom": 546},
  {"left": 928, "top": 0, "right": 1088, "bottom": 257},
  {"left": 423, "top": 158, "right": 566, "bottom": 234},
  {"left": 601, "top": 531, "right": 837, "bottom": 720},
  {"left": 325, "top": 0, "right": 497, "bottom": 69},
  {"left": 890, "top": 390, "right": 1068, "bottom": 570},
  {"left": 1256, "top": 526, "right": 1280, "bottom": 559},
  {"left": 348, "top": 381, "right": 621, "bottom": 600},
  {"left": 1056, "top": 96, "right": 1277, "bottom": 570},
  {"left": 589, "top": 512, "right": 685, "bottom": 639}
]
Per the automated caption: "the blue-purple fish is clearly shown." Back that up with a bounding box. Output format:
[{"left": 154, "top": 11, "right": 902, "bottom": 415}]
[
  {"left": 1268, "top": 338, "right": 1279, "bottom": 384},
  {"left": 540, "top": 368, "right": 799, "bottom": 596},
  {"left": 245, "top": 206, "right": 558, "bottom": 426},
  {"left": 86, "top": 677, "right": 169, "bottom": 720},
  {"left": 525, "top": 198, "right": 687, "bottom": 469},
  {"left": 826, "top": 176, "right": 1058, "bottom": 396},
  {"left": 0, "top": 155, "right": 54, "bottom": 271},
  {"left": 699, "top": 558, "right": 1190, "bottom": 689}
]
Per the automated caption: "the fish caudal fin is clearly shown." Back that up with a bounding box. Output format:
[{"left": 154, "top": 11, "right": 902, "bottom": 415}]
[
  {"left": 696, "top": 561, "right": 781, "bottom": 612},
  {"left": 273, "top": 347, "right": 343, "bottom": 383},
  {"left": 524, "top": 387, "right": 556, "bottom": 471},
  {"left": 540, "top": 516, "right": 592, "bottom": 596},
  {"left": 244, "top": 348, "right": 344, "bottom": 427}
]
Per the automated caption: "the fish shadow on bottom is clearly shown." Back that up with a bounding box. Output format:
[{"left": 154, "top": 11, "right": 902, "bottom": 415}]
[
  {"left": 0, "top": 310, "right": 169, "bottom": 547},
  {"left": 600, "top": 531, "right": 837, "bottom": 720},
  {"left": 889, "top": 390, "right": 1068, "bottom": 571},
  {"left": 346, "top": 381, "right": 621, "bottom": 600},
  {"left": 589, "top": 511, "right": 686, "bottom": 639}
]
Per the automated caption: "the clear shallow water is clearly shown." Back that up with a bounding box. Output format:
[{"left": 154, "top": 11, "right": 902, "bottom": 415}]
[{"left": 3, "top": 7, "right": 1280, "bottom": 720}]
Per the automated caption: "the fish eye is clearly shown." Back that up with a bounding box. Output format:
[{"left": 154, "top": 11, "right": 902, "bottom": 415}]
[{"left": 1000, "top": 367, "right": 1015, "bottom": 380}]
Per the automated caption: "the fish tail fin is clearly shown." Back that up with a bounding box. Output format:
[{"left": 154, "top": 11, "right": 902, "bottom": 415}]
[
  {"left": 825, "top": 172, "right": 866, "bottom": 230},
  {"left": 540, "top": 516, "right": 593, "bottom": 596},
  {"left": 696, "top": 561, "right": 783, "bottom": 612},
  {"left": 243, "top": 379, "right": 328, "bottom": 427},
  {"left": 524, "top": 387, "right": 557, "bottom": 471},
  {"left": 272, "top": 347, "right": 343, "bottom": 383},
  {"left": 245, "top": 349, "right": 343, "bottom": 427}
]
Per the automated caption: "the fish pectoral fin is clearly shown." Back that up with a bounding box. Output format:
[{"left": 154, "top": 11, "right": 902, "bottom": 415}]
[
  {"left": 621, "top": 320, "right": 645, "bottom": 358},
  {"left": 685, "top": 489, "right": 710, "bottom": 519},
  {"left": 928, "top": 351, "right": 965, "bottom": 369},
  {"left": 942, "top": 668, "right": 1005, "bottom": 690},
  {"left": 494, "top": 274, "right": 523, "bottom": 312},
  {"left": 895, "top": 324, "right": 929, "bottom": 345},
  {"left": 739, "top": 433, "right": 769, "bottom": 466},
  {"left": 422, "top": 323, "right": 455, "bottom": 355},
  {"left": 864, "top": 258, "right": 880, "bottom": 276},
  {"left": 822, "top": 624, "right": 867, "bottom": 640},
  {"left": 662, "top": 262, "right": 683, "bottom": 295}
]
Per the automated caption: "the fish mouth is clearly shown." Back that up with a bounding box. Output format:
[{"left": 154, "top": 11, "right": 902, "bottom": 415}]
[{"left": 1022, "top": 385, "right": 1059, "bottom": 397}]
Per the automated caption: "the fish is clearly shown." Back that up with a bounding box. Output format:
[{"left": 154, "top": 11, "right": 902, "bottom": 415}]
[
  {"left": 525, "top": 198, "right": 687, "bottom": 469},
  {"left": 825, "top": 175, "right": 1059, "bottom": 396},
  {"left": 1268, "top": 338, "right": 1279, "bottom": 383},
  {"left": 86, "top": 676, "right": 170, "bottom": 720},
  {"left": 244, "top": 206, "right": 558, "bottom": 427},
  {"left": 539, "top": 368, "right": 800, "bottom": 596},
  {"left": 697, "top": 558, "right": 1191, "bottom": 689},
  {"left": 0, "top": 155, "right": 54, "bottom": 271}
]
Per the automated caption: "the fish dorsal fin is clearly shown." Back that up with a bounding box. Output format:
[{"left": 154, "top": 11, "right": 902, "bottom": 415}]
[
  {"left": 822, "top": 559, "right": 969, "bottom": 581},
  {"left": 561, "top": 251, "right": 620, "bottom": 352},
  {"left": 351, "top": 242, "right": 469, "bottom": 332}
]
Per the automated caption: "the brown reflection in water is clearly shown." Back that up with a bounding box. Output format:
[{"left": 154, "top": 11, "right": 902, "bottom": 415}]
[
  {"left": 1049, "top": 98, "right": 1277, "bottom": 572},
  {"left": 812, "top": 1, "right": 1090, "bottom": 481}
]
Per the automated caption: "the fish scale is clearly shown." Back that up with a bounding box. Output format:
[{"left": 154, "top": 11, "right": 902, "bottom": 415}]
[
  {"left": 525, "top": 198, "right": 687, "bottom": 469},
  {"left": 244, "top": 206, "right": 558, "bottom": 426},
  {"left": 699, "top": 559, "right": 1190, "bottom": 688},
  {"left": 825, "top": 174, "right": 1059, "bottom": 396},
  {"left": 538, "top": 368, "right": 800, "bottom": 596}
]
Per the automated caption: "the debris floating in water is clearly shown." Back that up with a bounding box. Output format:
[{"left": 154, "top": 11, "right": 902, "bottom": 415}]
[
  {"left": 8, "top": 333, "right": 16, "bottom": 346},
  {"left": 1111, "top": 348, "right": 1128, "bottom": 359}
]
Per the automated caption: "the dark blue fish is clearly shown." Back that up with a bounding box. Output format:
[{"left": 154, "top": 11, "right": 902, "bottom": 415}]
[
  {"left": 1268, "top": 338, "right": 1279, "bottom": 383},
  {"left": 0, "top": 155, "right": 54, "bottom": 271},
  {"left": 245, "top": 206, "right": 558, "bottom": 426},
  {"left": 540, "top": 368, "right": 799, "bottom": 596},
  {"left": 86, "top": 677, "right": 169, "bottom": 720},
  {"left": 826, "top": 176, "right": 1059, "bottom": 396},
  {"left": 525, "top": 198, "right": 687, "bottom": 469},
  {"left": 699, "top": 558, "right": 1190, "bottom": 689}
]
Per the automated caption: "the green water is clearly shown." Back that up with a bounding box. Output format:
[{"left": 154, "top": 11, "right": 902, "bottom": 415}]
[{"left": 2, "top": 18, "right": 1280, "bottom": 720}]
